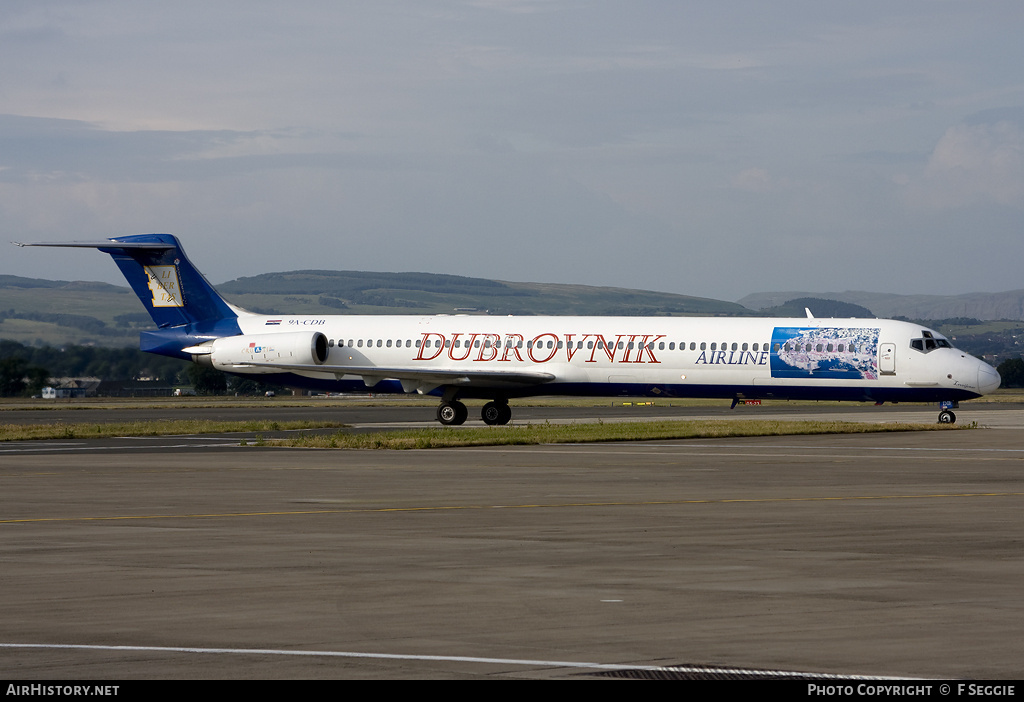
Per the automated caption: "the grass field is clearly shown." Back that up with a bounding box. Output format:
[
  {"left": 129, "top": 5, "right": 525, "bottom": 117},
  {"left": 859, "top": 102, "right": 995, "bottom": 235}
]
[
  {"left": 0, "top": 419, "right": 349, "bottom": 441},
  {"left": 265, "top": 419, "right": 964, "bottom": 450},
  {"left": 1, "top": 389, "right": 1020, "bottom": 412},
  {"left": 0, "top": 413, "right": 965, "bottom": 447}
]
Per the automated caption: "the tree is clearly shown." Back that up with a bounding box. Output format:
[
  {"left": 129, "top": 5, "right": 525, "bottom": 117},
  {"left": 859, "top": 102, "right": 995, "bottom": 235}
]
[
  {"left": 228, "top": 376, "right": 290, "bottom": 396},
  {"left": 996, "top": 358, "right": 1024, "bottom": 388},
  {"left": 0, "top": 357, "right": 50, "bottom": 397},
  {"left": 185, "top": 365, "right": 228, "bottom": 395},
  {"left": 0, "top": 357, "right": 27, "bottom": 396}
]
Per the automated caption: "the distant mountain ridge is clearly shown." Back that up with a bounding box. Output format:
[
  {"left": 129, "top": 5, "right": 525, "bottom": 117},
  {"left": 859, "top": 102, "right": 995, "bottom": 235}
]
[
  {"left": 6, "top": 268, "right": 1024, "bottom": 351},
  {"left": 739, "top": 290, "right": 1024, "bottom": 322},
  {"left": 0, "top": 270, "right": 749, "bottom": 348}
]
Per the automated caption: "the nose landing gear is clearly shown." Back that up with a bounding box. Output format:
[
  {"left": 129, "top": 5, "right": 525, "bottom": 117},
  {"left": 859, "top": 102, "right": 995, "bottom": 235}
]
[{"left": 938, "top": 400, "right": 958, "bottom": 424}]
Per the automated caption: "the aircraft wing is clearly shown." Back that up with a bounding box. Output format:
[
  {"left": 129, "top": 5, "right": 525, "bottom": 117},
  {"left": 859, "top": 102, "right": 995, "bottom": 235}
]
[{"left": 230, "top": 361, "right": 557, "bottom": 394}]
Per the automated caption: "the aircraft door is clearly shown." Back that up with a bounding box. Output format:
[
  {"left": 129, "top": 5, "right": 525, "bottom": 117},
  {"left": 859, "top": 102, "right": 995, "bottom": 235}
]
[{"left": 879, "top": 343, "right": 896, "bottom": 375}]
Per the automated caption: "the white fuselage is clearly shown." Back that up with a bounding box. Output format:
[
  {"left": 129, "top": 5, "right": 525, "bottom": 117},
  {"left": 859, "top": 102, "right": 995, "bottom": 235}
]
[{"left": 222, "top": 313, "right": 998, "bottom": 402}]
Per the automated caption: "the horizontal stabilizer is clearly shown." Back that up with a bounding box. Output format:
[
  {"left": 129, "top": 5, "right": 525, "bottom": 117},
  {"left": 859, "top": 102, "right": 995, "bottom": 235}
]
[
  {"left": 14, "top": 234, "right": 239, "bottom": 333},
  {"left": 14, "top": 241, "right": 175, "bottom": 250}
]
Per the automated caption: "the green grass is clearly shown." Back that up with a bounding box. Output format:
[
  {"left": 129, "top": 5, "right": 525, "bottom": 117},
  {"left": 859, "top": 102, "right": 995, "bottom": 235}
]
[
  {"left": 272, "top": 419, "right": 966, "bottom": 450},
  {"left": 1, "top": 413, "right": 968, "bottom": 446},
  {"left": 0, "top": 419, "right": 348, "bottom": 441}
]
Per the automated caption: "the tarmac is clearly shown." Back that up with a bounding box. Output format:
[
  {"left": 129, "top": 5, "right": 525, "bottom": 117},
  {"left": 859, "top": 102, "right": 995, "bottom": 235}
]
[{"left": 1, "top": 402, "right": 1022, "bottom": 679}]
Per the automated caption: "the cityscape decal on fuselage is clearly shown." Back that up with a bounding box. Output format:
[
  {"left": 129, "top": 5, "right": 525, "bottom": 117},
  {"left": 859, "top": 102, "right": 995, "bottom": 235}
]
[{"left": 770, "top": 327, "right": 879, "bottom": 380}]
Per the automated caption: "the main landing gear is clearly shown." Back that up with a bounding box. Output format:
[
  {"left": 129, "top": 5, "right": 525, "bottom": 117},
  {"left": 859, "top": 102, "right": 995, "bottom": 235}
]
[
  {"left": 435, "top": 399, "right": 512, "bottom": 426},
  {"left": 481, "top": 400, "right": 512, "bottom": 426},
  {"left": 436, "top": 400, "right": 468, "bottom": 426}
]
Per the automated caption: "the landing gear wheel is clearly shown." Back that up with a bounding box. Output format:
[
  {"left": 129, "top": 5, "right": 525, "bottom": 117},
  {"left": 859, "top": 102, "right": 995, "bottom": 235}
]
[
  {"left": 482, "top": 401, "right": 512, "bottom": 426},
  {"left": 938, "top": 410, "right": 956, "bottom": 424},
  {"left": 437, "top": 401, "right": 468, "bottom": 426}
]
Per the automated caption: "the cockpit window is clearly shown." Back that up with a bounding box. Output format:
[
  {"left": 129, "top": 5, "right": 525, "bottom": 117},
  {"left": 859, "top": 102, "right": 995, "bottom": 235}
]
[{"left": 911, "top": 331, "right": 953, "bottom": 353}]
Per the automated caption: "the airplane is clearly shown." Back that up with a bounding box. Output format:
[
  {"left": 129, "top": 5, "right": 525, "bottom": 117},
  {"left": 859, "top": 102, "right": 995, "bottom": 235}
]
[{"left": 15, "top": 234, "right": 1001, "bottom": 425}]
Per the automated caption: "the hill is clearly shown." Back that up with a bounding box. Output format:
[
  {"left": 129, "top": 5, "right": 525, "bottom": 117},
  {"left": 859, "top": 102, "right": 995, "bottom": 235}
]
[
  {"left": 1, "top": 271, "right": 750, "bottom": 347},
  {"left": 218, "top": 270, "right": 751, "bottom": 317},
  {"left": 739, "top": 290, "right": 1024, "bottom": 322}
]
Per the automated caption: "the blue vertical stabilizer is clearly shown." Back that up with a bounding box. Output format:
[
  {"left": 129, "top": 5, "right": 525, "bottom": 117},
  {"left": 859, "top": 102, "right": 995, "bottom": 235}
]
[
  {"left": 16, "top": 234, "right": 242, "bottom": 359},
  {"left": 98, "top": 234, "right": 238, "bottom": 329}
]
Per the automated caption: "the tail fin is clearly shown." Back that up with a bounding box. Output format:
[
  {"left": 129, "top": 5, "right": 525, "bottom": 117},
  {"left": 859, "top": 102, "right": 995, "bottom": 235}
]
[{"left": 16, "top": 234, "right": 238, "bottom": 329}]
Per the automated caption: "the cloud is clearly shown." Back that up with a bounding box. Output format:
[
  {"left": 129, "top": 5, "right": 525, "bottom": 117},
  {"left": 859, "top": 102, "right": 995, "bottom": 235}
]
[
  {"left": 732, "top": 167, "right": 773, "bottom": 192},
  {"left": 904, "top": 112, "right": 1024, "bottom": 210}
]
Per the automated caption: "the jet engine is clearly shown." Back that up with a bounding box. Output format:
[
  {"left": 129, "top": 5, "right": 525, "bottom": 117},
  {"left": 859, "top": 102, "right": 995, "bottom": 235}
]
[{"left": 192, "top": 331, "right": 329, "bottom": 373}]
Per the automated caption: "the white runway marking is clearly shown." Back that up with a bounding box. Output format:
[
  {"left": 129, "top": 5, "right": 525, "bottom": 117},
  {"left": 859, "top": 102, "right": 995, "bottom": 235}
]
[{"left": 0, "top": 642, "right": 911, "bottom": 679}]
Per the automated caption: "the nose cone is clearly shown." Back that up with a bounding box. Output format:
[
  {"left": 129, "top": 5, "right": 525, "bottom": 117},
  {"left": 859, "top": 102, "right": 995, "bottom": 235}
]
[{"left": 979, "top": 363, "right": 1001, "bottom": 395}]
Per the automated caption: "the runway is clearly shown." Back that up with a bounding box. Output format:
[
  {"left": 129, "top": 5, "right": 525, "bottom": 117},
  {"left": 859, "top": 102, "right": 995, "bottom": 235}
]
[{"left": 1, "top": 403, "right": 1023, "bottom": 679}]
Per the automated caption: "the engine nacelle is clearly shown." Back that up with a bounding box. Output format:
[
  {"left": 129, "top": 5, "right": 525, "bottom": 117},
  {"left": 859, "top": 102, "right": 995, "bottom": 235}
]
[{"left": 201, "top": 331, "right": 329, "bottom": 373}]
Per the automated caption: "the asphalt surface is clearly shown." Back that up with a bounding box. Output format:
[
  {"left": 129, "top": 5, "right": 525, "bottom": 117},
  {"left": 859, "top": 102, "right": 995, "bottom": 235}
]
[{"left": 1, "top": 402, "right": 1023, "bottom": 679}]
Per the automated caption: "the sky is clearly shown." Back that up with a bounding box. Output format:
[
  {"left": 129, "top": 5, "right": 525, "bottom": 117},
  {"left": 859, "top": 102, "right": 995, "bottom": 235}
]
[{"left": 2, "top": 1, "right": 1024, "bottom": 302}]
